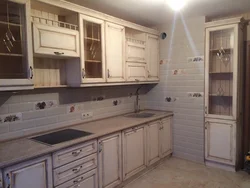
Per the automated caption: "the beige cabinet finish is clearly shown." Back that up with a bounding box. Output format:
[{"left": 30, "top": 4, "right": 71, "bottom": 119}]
[
  {"left": 98, "top": 133, "right": 122, "bottom": 188},
  {"left": 146, "top": 121, "right": 161, "bottom": 166},
  {"left": 126, "top": 41, "right": 146, "bottom": 63},
  {"left": 53, "top": 140, "right": 97, "bottom": 168},
  {"left": 33, "top": 23, "right": 80, "bottom": 57},
  {"left": 205, "top": 119, "right": 236, "bottom": 165},
  {"left": 160, "top": 118, "right": 172, "bottom": 158},
  {"left": 56, "top": 169, "right": 98, "bottom": 188},
  {"left": 54, "top": 154, "right": 97, "bottom": 186},
  {"left": 3, "top": 155, "right": 52, "bottom": 188},
  {"left": 122, "top": 125, "right": 146, "bottom": 180},
  {"left": 106, "top": 22, "right": 126, "bottom": 82},
  {"left": 147, "top": 34, "right": 159, "bottom": 81},
  {"left": 126, "top": 63, "right": 147, "bottom": 82}
]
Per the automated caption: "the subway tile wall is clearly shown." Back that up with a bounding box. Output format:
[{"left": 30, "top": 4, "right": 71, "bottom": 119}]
[
  {"left": 0, "top": 85, "right": 150, "bottom": 142},
  {"left": 145, "top": 16, "right": 205, "bottom": 163}
]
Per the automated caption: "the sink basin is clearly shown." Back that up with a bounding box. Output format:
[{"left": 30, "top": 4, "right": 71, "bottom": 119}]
[
  {"left": 124, "top": 112, "right": 155, "bottom": 118},
  {"left": 30, "top": 129, "right": 93, "bottom": 145}
]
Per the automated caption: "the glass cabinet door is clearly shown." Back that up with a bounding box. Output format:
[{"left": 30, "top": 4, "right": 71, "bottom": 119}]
[
  {"left": 80, "top": 15, "right": 105, "bottom": 83},
  {"left": 206, "top": 26, "right": 236, "bottom": 117},
  {"left": 0, "top": 0, "right": 29, "bottom": 79}
]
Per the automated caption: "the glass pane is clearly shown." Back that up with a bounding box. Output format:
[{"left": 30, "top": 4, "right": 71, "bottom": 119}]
[
  {"left": 0, "top": 1, "right": 27, "bottom": 79},
  {"left": 208, "top": 28, "right": 234, "bottom": 116},
  {"left": 83, "top": 20, "right": 102, "bottom": 78}
]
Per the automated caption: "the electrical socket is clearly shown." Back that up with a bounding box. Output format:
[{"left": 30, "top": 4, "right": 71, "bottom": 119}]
[{"left": 82, "top": 112, "right": 93, "bottom": 119}]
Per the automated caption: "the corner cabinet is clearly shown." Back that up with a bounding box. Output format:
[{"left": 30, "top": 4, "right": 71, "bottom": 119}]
[
  {"left": 0, "top": 0, "right": 33, "bottom": 91},
  {"left": 79, "top": 14, "right": 106, "bottom": 83},
  {"left": 3, "top": 155, "right": 53, "bottom": 188},
  {"left": 204, "top": 17, "right": 244, "bottom": 170}
]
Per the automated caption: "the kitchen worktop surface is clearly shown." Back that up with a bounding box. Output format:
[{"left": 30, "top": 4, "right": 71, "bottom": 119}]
[{"left": 0, "top": 110, "right": 173, "bottom": 168}]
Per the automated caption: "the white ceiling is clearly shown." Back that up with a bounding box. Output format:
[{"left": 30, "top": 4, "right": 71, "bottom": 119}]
[{"left": 66, "top": 0, "right": 250, "bottom": 27}]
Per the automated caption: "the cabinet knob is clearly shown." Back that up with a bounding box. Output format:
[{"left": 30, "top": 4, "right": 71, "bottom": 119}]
[
  {"left": 82, "top": 69, "right": 85, "bottom": 79},
  {"left": 135, "top": 79, "right": 140, "bottom": 82},
  {"left": 54, "top": 52, "right": 64, "bottom": 55},
  {"left": 99, "top": 142, "right": 103, "bottom": 153},
  {"left": 29, "top": 66, "right": 33, "bottom": 79},
  {"left": 205, "top": 106, "right": 208, "bottom": 115},
  {"left": 107, "top": 69, "right": 111, "bottom": 78},
  {"left": 148, "top": 70, "right": 151, "bottom": 77}
]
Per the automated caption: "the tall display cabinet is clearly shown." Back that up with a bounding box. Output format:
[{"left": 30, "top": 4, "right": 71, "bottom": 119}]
[{"left": 204, "top": 17, "right": 245, "bottom": 171}]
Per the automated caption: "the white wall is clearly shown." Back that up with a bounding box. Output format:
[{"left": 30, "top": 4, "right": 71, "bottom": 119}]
[{"left": 145, "top": 16, "right": 205, "bottom": 163}]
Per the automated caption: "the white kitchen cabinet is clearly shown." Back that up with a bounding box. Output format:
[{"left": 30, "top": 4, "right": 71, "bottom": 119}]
[
  {"left": 146, "top": 34, "right": 159, "bottom": 81},
  {"left": 205, "top": 119, "right": 236, "bottom": 165},
  {"left": 146, "top": 121, "right": 161, "bottom": 166},
  {"left": 0, "top": 0, "right": 34, "bottom": 91},
  {"left": 79, "top": 14, "right": 106, "bottom": 83},
  {"left": 56, "top": 169, "right": 98, "bottom": 188},
  {"left": 126, "top": 40, "right": 146, "bottom": 63},
  {"left": 122, "top": 125, "right": 146, "bottom": 180},
  {"left": 32, "top": 23, "right": 80, "bottom": 57},
  {"left": 160, "top": 117, "right": 172, "bottom": 158},
  {"left": 106, "top": 22, "right": 126, "bottom": 82},
  {"left": 98, "top": 133, "right": 122, "bottom": 188},
  {"left": 126, "top": 63, "right": 147, "bottom": 82},
  {"left": 3, "top": 155, "right": 53, "bottom": 188}
]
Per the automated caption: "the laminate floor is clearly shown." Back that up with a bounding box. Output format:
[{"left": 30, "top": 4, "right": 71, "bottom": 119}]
[{"left": 125, "top": 157, "right": 250, "bottom": 188}]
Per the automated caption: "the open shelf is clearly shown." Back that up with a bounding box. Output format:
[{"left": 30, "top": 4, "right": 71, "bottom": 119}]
[
  {"left": 0, "top": 53, "right": 23, "bottom": 57},
  {"left": 84, "top": 37, "right": 100, "bottom": 42},
  {"left": 209, "top": 72, "right": 233, "bottom": 74},
  {"left": 0, "top": 21, "right": 22, "bottom": 27},
  {"left": 210, "top": 48, "right": 233, "bottom": 52},
  {"left": 85, "top": 60, "right": 101, "bottom": 63},
  {"left": 209, "top": 94, "right": 232, "bottom": 97}
]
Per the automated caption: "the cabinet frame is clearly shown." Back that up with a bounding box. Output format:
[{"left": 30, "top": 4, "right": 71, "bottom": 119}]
[
  {"left": 3, "top": 155, "right": 53, "bottom": 188},
  {"left": 98, "top": 132, "right": 122, "bottom": 188},
  {"left": 79, "top": 14, "right": 106, "bottom": 83},
  {"left": 0, "top": 0, "right": 34, "bottom": 91},
  {"left": 205, "top": 24, "right": 239, "bottom": 120}
]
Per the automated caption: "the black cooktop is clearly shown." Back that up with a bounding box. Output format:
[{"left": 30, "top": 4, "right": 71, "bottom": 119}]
[{"left": 30, "top": 129, "right": 93, "bottom": 145}]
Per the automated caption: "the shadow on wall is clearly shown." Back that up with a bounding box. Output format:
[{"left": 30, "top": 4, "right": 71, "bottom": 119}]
[{"left": 0, "top": 84, "right": 157, "bottom": 106}]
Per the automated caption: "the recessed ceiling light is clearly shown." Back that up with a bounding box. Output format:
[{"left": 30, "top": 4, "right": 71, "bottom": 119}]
[{"left": 167, "top": 0, "right": 187, "bottom": 11}]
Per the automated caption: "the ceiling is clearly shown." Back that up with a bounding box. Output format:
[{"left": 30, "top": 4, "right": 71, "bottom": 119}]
[{"left": 66, "top": 0, "right": 250, "bottom": 27}]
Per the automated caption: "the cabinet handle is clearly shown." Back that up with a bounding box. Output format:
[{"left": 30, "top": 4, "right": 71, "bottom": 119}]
[
  {"left": 73, "top": 176, "right": 84, "bottom": 184},
  {"left": 135, "top": 79, "right": 140, "bottom": 82},
  {"left": 54, "top": 52, "right": 64, "bottom": 55},
  {"left": 99, "top": 142, "right": 103, "bottom": 153},
  {"left": 29, "top": 66, "right": 33, "bottom": 79},
  {"left": 72, "top": 149, "right": 82, "bottom": 156},
  {"left": 72, "top": 166, "right": 82, "bottom": 173},
  {"left": 205, "top": 106, "right": 207, "bottom": 115},
  {"left": 5, "top": 174, "right": 10, "bottom": 188},
  {"left": 148, "top": 70, "right": 151, "bottom": 77},
  {"left": 205, "top": 122, "right": 209, "bottom": 130},
  {"left": 82, "top": 69, "right": 85, "bottom": 79},
  {"left": 107, "top": 69, "right": 111, "bottom": 78}
]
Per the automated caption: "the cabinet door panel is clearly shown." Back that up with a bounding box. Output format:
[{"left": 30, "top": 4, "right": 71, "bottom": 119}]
[
  {"left": 126, "top": 63, "right": 147, "bottom": 82},
  {"left": 56, "top": 169, "right": 98, "bottom": 188},
  {"left": 147, "top": 121, "right": 160, "bottom": 166},
  {"left": 33, "top": 23, "right": 79, "bottom": 57},
  {"left": 205, "top": 119, "right": 236, "bottom": 165},
  {"left": 126, "top": 41, "right": 146, "bottom": 63},
  {"left": 147, "top": 34, "right": 159, "bottom": 81},
  {"left": 122, "top": 126, "right": 146, "bottom": 180},
  {"left": 98, "top": 133, "right": 122, "bottom": 188},
  {"left": 160, "top": 118, "right": 172, "bottom": 158},
  {"left": 106, "top": 22, "right": 125, "bottom": 82},
  {"left": 4, "top": 155, "right": 52, "bottom": 188}
]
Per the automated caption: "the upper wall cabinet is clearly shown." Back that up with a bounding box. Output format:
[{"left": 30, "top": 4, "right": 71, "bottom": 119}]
[
  {"left": 147, "top": 34, "right": 159, "bottom": 81},
  {"left": 79, "top": 14, "right": 106, "bottom": 83},
  {"left": 0, "top": 0, "right": 33, "bottom": 91},
  {"left": 31, "top": 2, "right": 80, "bottom": 58},
  {"left": 105, "top": 22, "right": 126, "bottom": 82}
]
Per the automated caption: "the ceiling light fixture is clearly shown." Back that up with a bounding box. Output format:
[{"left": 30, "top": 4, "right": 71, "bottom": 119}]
[{"left": 167, "top": 0, "right": 187, "bottom": 11}]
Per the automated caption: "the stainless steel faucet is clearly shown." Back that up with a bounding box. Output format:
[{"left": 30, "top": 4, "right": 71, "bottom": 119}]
[{"left": 135, "top": 85, "right": 143, "bottom": 113}]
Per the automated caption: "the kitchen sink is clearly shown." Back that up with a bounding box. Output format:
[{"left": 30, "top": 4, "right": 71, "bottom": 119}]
[
  {"left": 124, "top": 112, "right": 155, "bottom": 118},
  {"left": 30, "top": 129, "right": 93, "bottom": 145}
]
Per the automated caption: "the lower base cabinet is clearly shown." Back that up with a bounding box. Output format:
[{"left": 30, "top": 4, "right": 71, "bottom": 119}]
[
  {"left": 122, "top": 125, "right": 146, "bottom": 180},
  {"left": 98, "top": 133, "right": 122, "bottom": 188},
  {"left": 160, "top": 118, "right": 173, "bottom": 158},
  {"left": 3, "top": 155, "right": 53, "bottom": 188},
  {"left": 205, "top": 119, "right": 236, "bottom": 165},
  {"left": 56, "top": 169, "right": 98, "bottom": 188}
]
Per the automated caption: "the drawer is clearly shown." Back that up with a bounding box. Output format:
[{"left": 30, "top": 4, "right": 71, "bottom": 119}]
[
  {"left": 54, "top": 154, "right": 97, "bottom": 186},
  {"left": 33, "top": 23, "right": 80, "bottom": 57},
  {"left": 56, "top": 169, "right": 98, "bottom": 188},
  {"left": 53, "top": 140, "right": 97, "bottom": 168}
]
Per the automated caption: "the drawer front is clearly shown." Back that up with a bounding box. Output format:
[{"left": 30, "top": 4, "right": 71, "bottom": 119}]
[
  {"left": 33, "top": 23, "right": 80, "bottom": 57},
  {"left": 54, "top": 154, "right": 97, "bottom": 186},
  {"left": 53, "top": 140, "right": 97, "bottom": 168},
  {"left": 56, "top": 169, "right": 98, "bottom": 188},
  {"left": 126, "top": 63, "right": 147, "bottom": 82}
]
